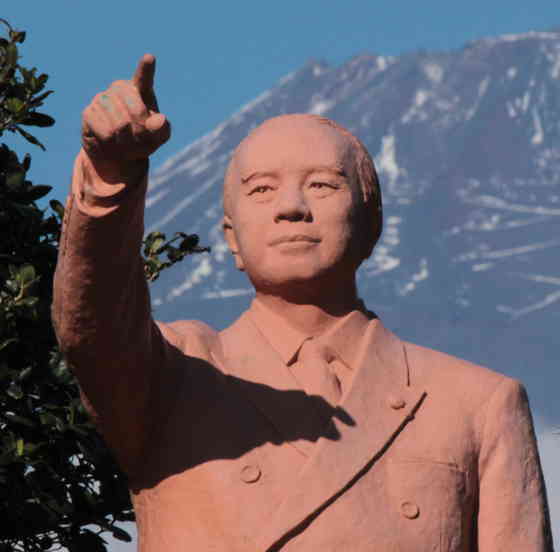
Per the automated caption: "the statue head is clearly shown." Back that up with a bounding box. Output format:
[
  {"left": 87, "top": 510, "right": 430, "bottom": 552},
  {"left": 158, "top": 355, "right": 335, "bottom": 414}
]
[{"left": 223, "top": 114, "right": 382, "bottom": 293}]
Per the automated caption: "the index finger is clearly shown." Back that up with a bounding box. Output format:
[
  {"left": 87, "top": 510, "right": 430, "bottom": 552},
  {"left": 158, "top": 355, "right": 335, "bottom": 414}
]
[{"left": 132, "top": 54, "right": 156, "bottom": 100}]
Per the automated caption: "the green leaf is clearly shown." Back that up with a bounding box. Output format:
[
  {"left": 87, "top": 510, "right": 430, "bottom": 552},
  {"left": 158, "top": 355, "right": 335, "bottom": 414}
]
[
  {"left": 37, "top": 73, "right": 49, "bottom": 87},
  {"left": 17, "top": 365, "right": 33, "bottom": 381},
  {"left": 39, "top": 536, "right": 53, "bottom": 550},
  {"left": 17, "top": 296, "right": 39, "bottom": 307},
  {"left": 15, "top": 126, "right": 45, "bottom": 150},
  {"left": 180, "top": 234, "right": 199, "bottom": 251},
  {"left": 110, "top": 526, "right": 132, "bottom": 542},
  {"left": 5, "top": 42, "right": 18, "bottom": 69},
  {"left": 5, "top": 412, "right": 34, "bottom": 427},
  {"left": 22, "top": 112, "right": 55, "bottom": 128},
  {"left": 16, "top": 438, "right": 24, "bottom": 456},
  {"left": 29, "top": 89, "right": 53, "bottom": 107},
  {"left": 149, "top": 237, "right": 165, "bottom": 255},
  {"left": 5, "top": 96, "right": 24, "bottom": 114},
  {"left": 39, "top": 411, "right": 59, "bottom": 427},
  {"left": 25, "top": 184, "right": 52, "bottom": 200},
  {"left": 53, "top": 357, "right": 68, "bottom": 378},
  {"left": 10, "top": 30, "right": 26, "bottom": 43},
  {"left": 19, "top": 66, "right": 34, "bottom": 84},
  {"left": 0, "top": 338, "right": 17, "bottom": 352},
  {"left": 166, "top": 246, "right": 182, "bottom": 262},
  {"left": 45, "top": 497, "right": 73, "bottom": 516},
  {"left": 6, "top": 170, "right": 25, "bottom": 190},
  {"left": 67, "top": 424, "right": 88, "bottom": 437},
  {"left": 70, "top": 531, "right": 106, "bottom": 552},
  {"left": 22, "top": 152, "right": 31, "bottom": 171},
  {"left": 7, "top": 382, "right": 23, "bottom": 400},
  {"left": 17, "top": 264, "right": 36, "bottom": 286},
  {"left": 49, "top": 199, "right": 65, "bottom": 219}
]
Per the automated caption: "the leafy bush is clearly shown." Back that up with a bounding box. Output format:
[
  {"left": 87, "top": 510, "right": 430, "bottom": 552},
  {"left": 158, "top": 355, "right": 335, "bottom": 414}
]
[{"left": 0, "top": 19, "right": 207, "bottom": 551}]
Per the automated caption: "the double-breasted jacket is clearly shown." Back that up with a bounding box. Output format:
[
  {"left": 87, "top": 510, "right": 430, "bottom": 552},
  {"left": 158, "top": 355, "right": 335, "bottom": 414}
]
[{"left": 52, "top": 151, "right": 553, "bottom": 551}]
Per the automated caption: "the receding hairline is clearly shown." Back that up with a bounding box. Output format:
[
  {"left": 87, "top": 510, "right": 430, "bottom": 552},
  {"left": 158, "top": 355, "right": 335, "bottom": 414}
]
[{"left": 224, "top": 114, "right": 361, "bottom": 215}]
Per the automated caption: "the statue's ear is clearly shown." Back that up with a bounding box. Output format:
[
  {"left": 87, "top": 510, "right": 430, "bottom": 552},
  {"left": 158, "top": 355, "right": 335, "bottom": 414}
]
[{"left": 222, "top": 215, "right": 244, "bottom": 271}]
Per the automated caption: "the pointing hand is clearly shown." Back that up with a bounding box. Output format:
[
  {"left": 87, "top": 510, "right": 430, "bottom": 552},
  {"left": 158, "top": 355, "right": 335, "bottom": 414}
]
[{"left": 81, "top": 54, "right": 171, "bottom": 180}]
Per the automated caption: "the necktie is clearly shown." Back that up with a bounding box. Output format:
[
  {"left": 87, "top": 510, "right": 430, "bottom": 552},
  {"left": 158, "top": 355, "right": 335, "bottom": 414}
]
[{"left": 293, "top": 337, "right": 342, "bottom": 407}]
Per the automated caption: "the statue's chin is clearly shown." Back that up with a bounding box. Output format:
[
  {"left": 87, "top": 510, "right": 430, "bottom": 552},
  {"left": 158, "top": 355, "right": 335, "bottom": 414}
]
[
  {"left": 249, "top": 264, "right": 355, "bottom": 301},
  {"left": 242, "top": 245, "right": 361, "bottom": 299}
]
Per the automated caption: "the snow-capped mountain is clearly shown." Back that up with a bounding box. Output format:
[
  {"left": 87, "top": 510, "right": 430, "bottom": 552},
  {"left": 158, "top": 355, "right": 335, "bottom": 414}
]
[
  {"left": 135, "top": 29, "right": 560, "bottom": 544},
  {"left": 144, "top": 30, "right": 560, "bottom": 426}
]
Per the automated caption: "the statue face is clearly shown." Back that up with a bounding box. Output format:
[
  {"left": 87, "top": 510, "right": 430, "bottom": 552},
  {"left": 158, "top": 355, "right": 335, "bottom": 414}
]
[{"left": 224, "top": 116, "right": 365, "bottom": 292}]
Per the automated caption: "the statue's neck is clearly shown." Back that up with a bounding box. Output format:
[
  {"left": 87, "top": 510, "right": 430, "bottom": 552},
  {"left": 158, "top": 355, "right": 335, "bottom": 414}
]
[{"left": 254, "top": 277, "right": 360, "bottom": 336}]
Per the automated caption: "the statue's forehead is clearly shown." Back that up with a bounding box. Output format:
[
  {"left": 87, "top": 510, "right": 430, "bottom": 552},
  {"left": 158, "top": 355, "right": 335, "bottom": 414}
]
[{"left": 234, "top": 117, "right": 353, "bottom": 172}]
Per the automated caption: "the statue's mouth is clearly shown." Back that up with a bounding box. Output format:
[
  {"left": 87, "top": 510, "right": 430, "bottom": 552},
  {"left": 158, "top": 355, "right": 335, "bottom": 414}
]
[{"left": 268, "top": 235, "right": 321, "bottom": 246}]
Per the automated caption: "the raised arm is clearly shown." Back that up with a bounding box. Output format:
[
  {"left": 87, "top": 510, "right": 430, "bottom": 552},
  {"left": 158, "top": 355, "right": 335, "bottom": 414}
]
[{"left": 52, "top": 55, "right": 171, "bottom": 477}]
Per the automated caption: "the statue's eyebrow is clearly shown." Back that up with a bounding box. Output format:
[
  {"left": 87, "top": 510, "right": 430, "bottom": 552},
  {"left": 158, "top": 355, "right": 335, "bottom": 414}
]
[
  {"left": 241, "top": 166, "right": 347, "bottom": 184},
  {"left": 309, "top": 165, "right": 347, "bottom": 177},
  {"left": 241, "top": 171, "right": 277, "bottom": 184}
]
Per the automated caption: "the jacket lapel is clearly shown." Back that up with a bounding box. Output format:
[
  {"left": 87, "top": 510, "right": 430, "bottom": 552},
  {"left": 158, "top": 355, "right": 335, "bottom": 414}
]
[
  {"left": 216, "top": 311, "right": 325, "bottom": 456},
  {"left": 254, "top": 318, "right": 428, "bottom": 551}
]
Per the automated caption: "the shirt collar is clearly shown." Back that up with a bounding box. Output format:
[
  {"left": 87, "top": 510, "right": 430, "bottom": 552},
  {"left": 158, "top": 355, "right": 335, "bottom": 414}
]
[{"left": 248, "top": 297, "right": 374, "bottom": 368}]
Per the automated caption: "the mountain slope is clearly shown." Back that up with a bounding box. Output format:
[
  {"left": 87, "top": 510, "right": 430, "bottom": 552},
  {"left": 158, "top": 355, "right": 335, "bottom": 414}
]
[{"left": 145, "top": 30, "right": 560, "bottom": 425}]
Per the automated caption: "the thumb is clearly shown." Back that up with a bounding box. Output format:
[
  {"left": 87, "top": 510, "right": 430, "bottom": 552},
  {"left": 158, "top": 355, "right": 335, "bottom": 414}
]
[
  {"left": 146, "top": 113, "right": 171, "bottom": 146},
  {"left": 145, "top": 113, "right": 167, "bottom": 132}
]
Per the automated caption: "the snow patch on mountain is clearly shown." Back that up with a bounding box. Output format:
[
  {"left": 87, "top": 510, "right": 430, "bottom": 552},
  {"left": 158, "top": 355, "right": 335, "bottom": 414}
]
[
  {"left": 308, "top": 97, "right": 335, "bottom": 115},
  {"left": 146, "top": 174, "right": 222, "bottom": 233},
  {"left": 465, "top": 77, "right": 490, "bottom": 120},
  {"left": 375, "top": 135, "right": 406, "bottom": 187},
  {"left": 498, "top": 288, "right": 560, "bottom": 318},
  {"left": 203, "top": 288, "right": 254, "bottom": 300},
  {"left": 401, "top": 89, "right": 430, "bottom": 123},
  {"left": 363, "top": 216, "right": 401, "bottom": 276},
  {"left": 459, "top": 193, "right": 560, "bottom": 216},
  {"left": 478, "top": 30, "right": 560, "bottom": 46},
  {"left": 422, "top": 62, "right": 444, "bottom": 84},
  {"left": 167, "top": 256, "right": 213, "bottom": 300},
  {"left": 398, "top": 258, "right": 429, "bottom": 296},
  {"left": 531, "top": 108, "right": 545, "bottom": 144},
  {"left": 151, "top": 124, "right": 227, "bottom": 186}
]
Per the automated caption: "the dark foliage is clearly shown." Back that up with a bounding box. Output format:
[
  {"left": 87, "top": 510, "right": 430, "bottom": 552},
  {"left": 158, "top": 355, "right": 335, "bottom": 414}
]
[{"left": 0, "top": 20, "right": 207, "bottom": 551}]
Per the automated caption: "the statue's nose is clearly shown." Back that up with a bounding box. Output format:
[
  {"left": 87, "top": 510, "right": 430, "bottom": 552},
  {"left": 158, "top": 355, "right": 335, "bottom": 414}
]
[{"left": 273, "top": 188, "right": 311, "bottom": 222}]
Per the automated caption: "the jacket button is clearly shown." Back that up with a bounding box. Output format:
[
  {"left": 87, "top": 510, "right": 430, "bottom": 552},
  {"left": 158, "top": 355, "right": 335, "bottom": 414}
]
[
  {"left": 401, "top": 500, "right": 420, "bottom": 519},
  {"left": 240, "top": 464, "right": 261, "bottom": 483},
  {"left": 388, "top": 396, "right": 406, "bottom": 410}
]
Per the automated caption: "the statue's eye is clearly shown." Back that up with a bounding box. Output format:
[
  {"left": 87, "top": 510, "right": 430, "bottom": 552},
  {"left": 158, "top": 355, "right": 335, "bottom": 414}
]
[
  {"left": 250, "top": 185, "right": 272, "bottom": 194},
  {"left": 309, "top": 181, "right": 338, "bottom": 195}
]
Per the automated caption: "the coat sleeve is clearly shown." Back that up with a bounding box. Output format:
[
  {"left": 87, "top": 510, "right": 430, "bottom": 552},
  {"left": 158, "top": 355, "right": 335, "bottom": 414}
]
[
  {"left": 477, "top": 377, "right": 554, "bottom": 551},
  {"left": 52, "top": 149, "right": 169, "bottom": 479}
]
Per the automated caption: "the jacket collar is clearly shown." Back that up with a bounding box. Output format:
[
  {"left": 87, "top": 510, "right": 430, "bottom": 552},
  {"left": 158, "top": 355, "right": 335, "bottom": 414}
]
[{"left": 248, "top": 297, "right": 373, "bottom": 370}]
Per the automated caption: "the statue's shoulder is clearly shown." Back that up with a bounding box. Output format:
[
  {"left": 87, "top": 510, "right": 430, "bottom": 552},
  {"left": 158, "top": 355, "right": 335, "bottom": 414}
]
[
  {"left": 155, "top": 318, "right": 218, "bottom": 357},
  {"left": 403, "top": 340, "right": 515, "bottom": 406},
  {"left": 165, "top": 318, "right": 218, "bottom": 338}
]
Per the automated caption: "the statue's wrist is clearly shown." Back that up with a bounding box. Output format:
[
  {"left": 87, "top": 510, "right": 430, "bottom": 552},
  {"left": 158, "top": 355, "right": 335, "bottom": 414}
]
[{"left": 84, "top": 151, "right": 149, "bottom": 185}]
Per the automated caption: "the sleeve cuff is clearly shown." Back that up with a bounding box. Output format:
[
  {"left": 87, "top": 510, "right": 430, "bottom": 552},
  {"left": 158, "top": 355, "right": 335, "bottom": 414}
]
[{"left": 71, "top": 149, "right": 148, "bottom": 218}]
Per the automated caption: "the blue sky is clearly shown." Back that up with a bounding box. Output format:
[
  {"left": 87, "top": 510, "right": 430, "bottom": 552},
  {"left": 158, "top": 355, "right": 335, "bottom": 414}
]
[
  {"left": 4, "top": 2, "right": 560, "bottom": 548},
  {"left": 3, "top": 1, "right": 560, "bottom": 203}
]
